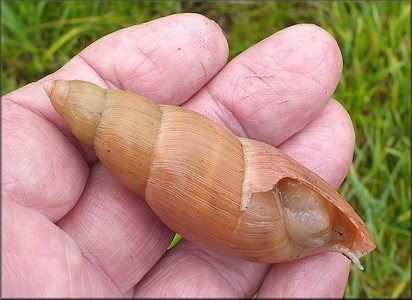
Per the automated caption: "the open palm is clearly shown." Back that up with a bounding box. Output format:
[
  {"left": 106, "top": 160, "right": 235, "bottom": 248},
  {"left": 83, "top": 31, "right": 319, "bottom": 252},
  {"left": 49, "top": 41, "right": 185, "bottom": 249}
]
[{"left": 2, "top": 13, "right": 355, "bottom": 298}]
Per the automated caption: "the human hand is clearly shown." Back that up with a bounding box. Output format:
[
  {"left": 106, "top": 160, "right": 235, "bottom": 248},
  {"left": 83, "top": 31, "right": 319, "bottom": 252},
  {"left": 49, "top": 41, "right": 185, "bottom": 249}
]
[{"left": 2, "top": 13, "right": 354, "bottom": 298}]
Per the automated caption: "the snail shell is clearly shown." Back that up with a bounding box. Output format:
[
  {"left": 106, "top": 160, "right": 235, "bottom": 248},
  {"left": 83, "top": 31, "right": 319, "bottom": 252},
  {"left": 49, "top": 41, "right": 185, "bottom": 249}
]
[{"left": 44, "top": 80, "right": 375, "bottom": 269}]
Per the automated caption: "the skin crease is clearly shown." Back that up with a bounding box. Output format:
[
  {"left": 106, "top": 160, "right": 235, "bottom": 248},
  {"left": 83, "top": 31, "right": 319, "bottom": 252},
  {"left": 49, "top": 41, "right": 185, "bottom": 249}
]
[{"left": 2, "top": 13, "right": 354, "bottom": 298}]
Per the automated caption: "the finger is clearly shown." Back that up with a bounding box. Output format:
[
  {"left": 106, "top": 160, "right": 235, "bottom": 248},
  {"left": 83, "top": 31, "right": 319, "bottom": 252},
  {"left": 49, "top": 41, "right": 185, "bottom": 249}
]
[
  {"left": 1, "top": 103, "right": 89, "bottom": 222},
  {"left": 134, "top": 240, "right": 270, "bottom": 298},
  {"left": 2, "top": 198, "right": 127, "bottom": 297},
  {"left": 6, "top": 13, "right": 228, "bottom": 123},
  {"left": 76, "top": 13, "right": 228, "bottom": 105},
  {"left": 257, "top": 253, "right": 350, "bottom": 298},
  {"left": 57, "top": 163, "right": 175, "bottom": 294},
  {"left": 278, "top": 99, "right": 355, "bottom": 188},
  {"left": 2, "top": 13, "right": 228, "bottom": 221},
  {"left": 185, "top": 23, "right": 343, "bottom": 146}
]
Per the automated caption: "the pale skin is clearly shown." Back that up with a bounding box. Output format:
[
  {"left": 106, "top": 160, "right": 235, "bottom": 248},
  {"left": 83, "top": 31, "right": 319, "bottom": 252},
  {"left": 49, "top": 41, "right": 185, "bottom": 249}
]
[{"left": 2, "top": 13, "right": 355, "bottom": 298}]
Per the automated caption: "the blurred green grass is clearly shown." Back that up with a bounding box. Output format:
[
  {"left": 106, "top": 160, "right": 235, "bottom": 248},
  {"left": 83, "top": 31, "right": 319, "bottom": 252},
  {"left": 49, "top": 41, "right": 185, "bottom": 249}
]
[{"left": 2, "top": 1, "right": 410, "bottom": 298}]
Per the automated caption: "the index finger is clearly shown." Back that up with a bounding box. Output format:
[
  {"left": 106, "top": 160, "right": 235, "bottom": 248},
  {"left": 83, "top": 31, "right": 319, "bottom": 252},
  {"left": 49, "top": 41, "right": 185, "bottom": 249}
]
[{"left": 2, "top": 13, "right": 229, "bottom": 221}]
